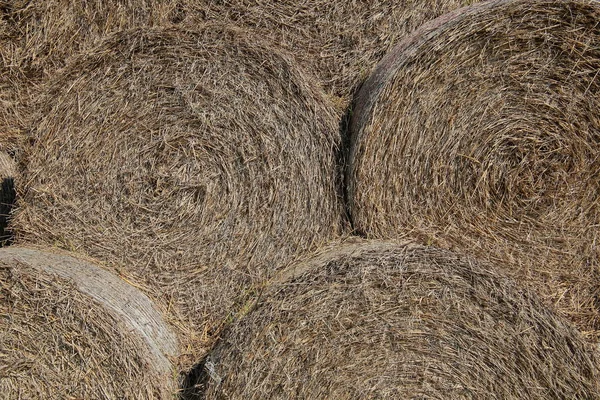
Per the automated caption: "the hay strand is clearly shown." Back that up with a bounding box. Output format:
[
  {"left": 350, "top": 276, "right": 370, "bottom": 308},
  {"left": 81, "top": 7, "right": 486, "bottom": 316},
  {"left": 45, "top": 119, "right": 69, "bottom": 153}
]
[{"left": 348, "top": 0, "right": 600, "bottom": 340}]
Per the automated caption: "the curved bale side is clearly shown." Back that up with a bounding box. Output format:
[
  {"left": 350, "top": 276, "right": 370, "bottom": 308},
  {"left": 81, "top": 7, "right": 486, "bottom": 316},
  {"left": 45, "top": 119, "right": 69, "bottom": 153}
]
[
  {"left": 348, "top": 0, "right": 600, "bottom": 340},
  {"left": 185, "top": 0, "right": 475, "bottom": 108},
  {"left": 0, "top": 151, "right": 16, "bottom": 244},
  {"left": 195, "top": 242, "right": 600, "bottom": 399},
  {"left": 12, "top": 25, "right": 342, "bottom": 362},
  {"left": 0, "top": 247, "right": 178, "bottom": 399}
]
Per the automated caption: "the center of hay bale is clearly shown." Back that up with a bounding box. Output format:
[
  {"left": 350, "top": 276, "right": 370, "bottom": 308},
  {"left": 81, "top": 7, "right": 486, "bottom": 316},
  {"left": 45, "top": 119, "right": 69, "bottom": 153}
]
[{"left": 13, "top": 25, "right": 342, "bottom": 362}]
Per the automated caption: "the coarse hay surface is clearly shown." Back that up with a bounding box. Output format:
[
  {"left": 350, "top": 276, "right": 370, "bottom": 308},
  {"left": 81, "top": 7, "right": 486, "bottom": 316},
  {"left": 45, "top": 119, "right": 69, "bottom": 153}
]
[
  {"left": 0, "top": 247, "right": 177, "bottom": 399},
  {"left": 348, "top": 0, "right": 600, "bottom": 341},
  {"left": 194, "top": 242, "right": 600, "bottom": 399},
  {"left": 184, "top": 0, "right": 475, "bottom": 109},
  {"left": 0, "top": 3, "right": 28, "bottom": 157},
  {"left": 1, "top": 0, "right": 181, "bottom": 157},
  {"left": 4, "top": 0, "right": 182, "bottom": 75},
  {"left": 12, "top": 25, "right": 342, "bottom": 364}
]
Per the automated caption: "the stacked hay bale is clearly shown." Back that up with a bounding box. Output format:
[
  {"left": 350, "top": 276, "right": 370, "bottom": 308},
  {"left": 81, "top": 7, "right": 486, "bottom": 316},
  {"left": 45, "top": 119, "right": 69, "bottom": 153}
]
[
  {"left": 187, "top": 0, "right": 476, "bottom": 109},
  {"left": 12, "top": 25, "right": 342, "bottom": 363},
  {"left": 190, "top": 242, "right": 600, "bottom": 399},
  {"left": 0, "top": 247, "right": 178, "bottom": 399},
  {"left": 348, "top": 0, "right": 600, "bottom": 341}
]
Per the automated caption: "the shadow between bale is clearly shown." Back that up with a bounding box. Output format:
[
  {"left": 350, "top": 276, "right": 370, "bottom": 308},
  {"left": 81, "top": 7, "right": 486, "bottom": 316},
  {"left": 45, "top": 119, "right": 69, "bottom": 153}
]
[
  {"left": 12, "top": 25, "right": 342, "bottom": 365},
  {"left": 192, "top": 241, "right": 600, "bottom": 399},
  {"left": 187, "top": 0, "right": 476, "bottom": 109},
  {"left": 0, "top": 247, "right": 178, "bottom": 399},
  {"left": 348, "top": 0, "right": 600, "bottom": 341}
]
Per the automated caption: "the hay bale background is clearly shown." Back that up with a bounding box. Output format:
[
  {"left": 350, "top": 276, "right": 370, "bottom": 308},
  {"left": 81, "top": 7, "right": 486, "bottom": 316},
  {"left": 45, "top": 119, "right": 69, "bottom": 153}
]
[
  {"left": 0, "top": 247, "right": 178, "bottom": 399},
  {"left": 181, "top": 0, "right": 475, "bottom": 109},
  {"left": 348, "top": 0, "right": 600, "bottom": 341},
  {"left": 0, "top": 151, "right": 16, "bottom": 244},
  {"left": 12, "top": 25, "right": 342, "bottom": 363},
  {"left": 191, "top": 241, "right": 600, "bottom": 399}
]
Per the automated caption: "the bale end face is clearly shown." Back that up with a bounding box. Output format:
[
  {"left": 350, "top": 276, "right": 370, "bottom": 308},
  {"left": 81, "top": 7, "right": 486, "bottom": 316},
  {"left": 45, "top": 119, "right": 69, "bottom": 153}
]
[
  {"left": 348, "top": 0, "right": 600, "bottom": 340},
  {"left": 195, "top": 242, "right": 600, "bottom": 399}
]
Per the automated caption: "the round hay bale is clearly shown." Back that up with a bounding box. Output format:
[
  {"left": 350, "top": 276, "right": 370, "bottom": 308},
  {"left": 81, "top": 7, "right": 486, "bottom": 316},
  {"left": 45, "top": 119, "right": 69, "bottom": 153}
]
[
  {"left": 348, "top": 0, "right": 600, "bottom": 340},
  {"left": 188, "top": 0, "right": 475, "bottom": 108},
  {"left": 0, "top": 151, "right": 16, "bottom": 244},
  {"left": 13, "top": 26, "right": 341, "bottom": 361},
  {"left": 193, "top": 242, "right": 600, "bottom": 399},
  {"left": 0, "top": 247, "right": 178, "bottom": 399}
]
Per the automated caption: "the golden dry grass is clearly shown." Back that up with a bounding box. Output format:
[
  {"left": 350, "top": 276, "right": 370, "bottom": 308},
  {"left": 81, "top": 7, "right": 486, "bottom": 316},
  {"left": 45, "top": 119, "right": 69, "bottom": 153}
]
[
  {"left": 0, "top": 247, "right": 178, "bottom": 399},
  {"left": 12, "top": 25, "right": 342, "bottom": 367},
  {"left": 349, "top": 0, "right": 600, "bottom": 342},
  {"left": 190, "top": 241, "right": 600, "bottom": 399}
]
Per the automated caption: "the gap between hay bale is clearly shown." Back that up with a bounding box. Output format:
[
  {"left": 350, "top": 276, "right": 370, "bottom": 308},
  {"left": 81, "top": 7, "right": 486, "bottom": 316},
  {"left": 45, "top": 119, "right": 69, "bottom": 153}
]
[
  {"left": 0, "top": 151, "right": 16, "bottom": 245},
  {"left": 348, "top": 0, "right": 600, "bottom": 341},
  {"left": 0, "top": 247, "right": 178, "bottom": 399},
  {"left": 12, "top": 25, "right": 342, "bottom": 366},
  {"left": 190, "top": 241, "right": 600, "bottom": 399},
  {"left": 180, "top": 0, "right": 476, "bottom": 110}
]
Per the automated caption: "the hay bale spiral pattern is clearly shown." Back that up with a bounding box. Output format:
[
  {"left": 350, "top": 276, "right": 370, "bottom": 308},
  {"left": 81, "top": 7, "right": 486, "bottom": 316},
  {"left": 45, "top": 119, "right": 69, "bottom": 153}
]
[
  {"left": 13, "top": 26, "right": 341, "bottom": 360},
  {"left": 193, "top": 0, "right": 474, "bottom": 106},
  {"left": 0, "top": 247, "right": 177, "bottom": 399},
  {"left": 349, "top": 0, "right": 600, "bottom": 339},
  {"left": 196, "top": 242, "right": 600, "bottom": 399}
]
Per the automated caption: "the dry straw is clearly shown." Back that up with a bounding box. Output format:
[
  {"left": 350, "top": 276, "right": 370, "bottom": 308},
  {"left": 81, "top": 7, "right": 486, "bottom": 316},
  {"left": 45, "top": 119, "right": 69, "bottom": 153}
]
[
  {"left": 13, "top": 25, "right": 341, "bottom": 364},
  {"left": 185, "top": 0, "right": 475, "bottom": 109},
  {"left": 192, "top": 241, "right": 600, "bottom": 399},
  {"left": 3, "top": 0, "right": 183, "bottom": 75},
  {"left": 348, "top": 0, "right": 600, "bottom": 341},
  {"left": 0, "top": 3, "right": 28, "bottom": 157},
  {"left": 0, "top": 247, "right": 178, "bottom": 399},
  {"left": 1, "top": 1, "right": 179, "bottom": 158}
]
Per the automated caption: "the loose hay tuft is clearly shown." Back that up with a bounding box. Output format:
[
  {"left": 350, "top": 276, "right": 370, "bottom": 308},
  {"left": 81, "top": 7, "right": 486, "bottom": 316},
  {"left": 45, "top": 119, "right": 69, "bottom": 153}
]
[
  {"left": 191, "top": 0, "right": 475, "bottom": 108},
  {"left": 0, "top": 247, "right": 178, "bottom": 399},
  {"left": 348, "top": 0, "right": 600, "bottom": 340},
  {"left": 195, "top": 242, "right": 600, "bottom": 399},
  {"left": 12, "top": 25, "right": 342, "bottom": 363}
]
